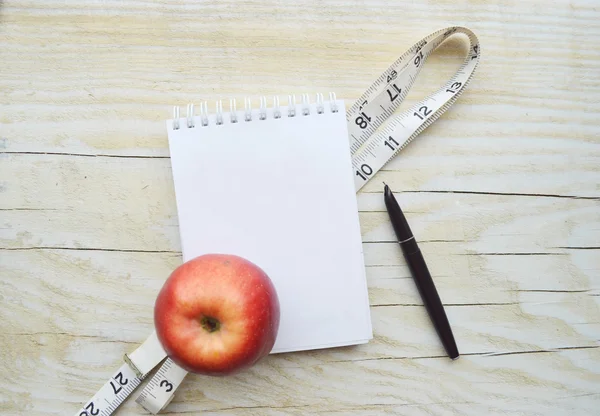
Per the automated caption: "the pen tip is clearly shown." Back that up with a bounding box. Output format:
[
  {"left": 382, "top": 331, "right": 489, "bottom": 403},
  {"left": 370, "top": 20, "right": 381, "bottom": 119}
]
[{"left": 383, "top": 182, "right": 391, "bottom": 196}]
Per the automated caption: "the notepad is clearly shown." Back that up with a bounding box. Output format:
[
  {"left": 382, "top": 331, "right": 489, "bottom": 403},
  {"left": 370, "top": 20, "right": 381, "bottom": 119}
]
[{"left": 166, "top": 96, "right": 372, "bottom": 353}]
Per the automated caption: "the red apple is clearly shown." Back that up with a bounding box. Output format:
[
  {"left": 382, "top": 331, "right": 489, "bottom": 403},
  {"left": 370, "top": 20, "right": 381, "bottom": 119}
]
[{"left": 154, "top": 253, "right": 280, "bottom": 375}]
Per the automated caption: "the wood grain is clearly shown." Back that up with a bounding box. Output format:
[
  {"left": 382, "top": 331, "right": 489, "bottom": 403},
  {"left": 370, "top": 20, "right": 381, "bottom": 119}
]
[
  {"left": 1, "top": 0, "right": 599, "bottom": 415},
  {"left": 3, "top": 334, "right": 599, "bottom": 415},
  {"left": 2, "top": 155, "right": 598, "bottom": 253}
]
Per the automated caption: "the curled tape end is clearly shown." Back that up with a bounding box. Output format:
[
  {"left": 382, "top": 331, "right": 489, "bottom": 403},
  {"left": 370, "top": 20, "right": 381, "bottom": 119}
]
[{"left": 123, "top": 353, "right": 143, "bottom": 378}]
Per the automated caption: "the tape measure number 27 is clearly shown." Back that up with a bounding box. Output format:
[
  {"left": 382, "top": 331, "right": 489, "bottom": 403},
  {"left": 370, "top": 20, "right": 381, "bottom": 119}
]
[{"left": 73, "top": 26, "right": 480, "bottom": 415}]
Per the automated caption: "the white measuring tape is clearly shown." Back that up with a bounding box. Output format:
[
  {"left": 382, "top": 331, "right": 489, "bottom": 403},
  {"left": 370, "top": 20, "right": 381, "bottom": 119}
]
[
  {"left": 73, "top": 26, "right": 480, "bottom": 415},
  {"left": 348, "top": 26, "right": 480, "bottom": 192}
]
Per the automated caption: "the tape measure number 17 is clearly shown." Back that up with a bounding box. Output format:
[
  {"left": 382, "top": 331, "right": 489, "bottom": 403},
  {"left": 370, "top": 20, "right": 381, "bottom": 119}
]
[{"left": 73, "top": 26, "right": 480, "bottom": 415}]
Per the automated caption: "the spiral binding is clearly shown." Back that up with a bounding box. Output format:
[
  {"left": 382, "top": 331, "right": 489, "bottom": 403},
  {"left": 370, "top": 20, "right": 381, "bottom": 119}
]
[{"left": 172, "top": 92, "right": 338, "bottom": 130}]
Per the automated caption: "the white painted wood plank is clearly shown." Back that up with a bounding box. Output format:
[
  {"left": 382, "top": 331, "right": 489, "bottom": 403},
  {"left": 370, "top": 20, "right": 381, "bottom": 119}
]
[
  {"left": 2, "top": 155, "right": 598, "bottom": 254},
  {"left": 3, "top": 247, "right": 599, "bottom": 309},
  {"left": 2, "top": 249, "right": 598, "bottom": 364},
  {"left": 1, "top": 0, "right": 600, "bottom": 415},
  {"left": 2, "top": 334, "right": 598, "bottom": 415},
  {"left": 4, "top": 204, "right": 598, "bottom": 254}
]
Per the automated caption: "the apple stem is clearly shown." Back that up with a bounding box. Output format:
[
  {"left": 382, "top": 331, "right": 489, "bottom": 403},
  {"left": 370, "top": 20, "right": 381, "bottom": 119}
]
[{"left": 200, "top": 316, "right": 221, "bottom": 333}]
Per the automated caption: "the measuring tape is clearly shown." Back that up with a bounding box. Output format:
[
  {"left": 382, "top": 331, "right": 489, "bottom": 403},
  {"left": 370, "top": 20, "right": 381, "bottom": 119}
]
[
  {"left": 73, "top": 26, "right": 480, "bottom": 415},
  {"left": 348, "top": 26, "right": 480, "bottom": 191}
]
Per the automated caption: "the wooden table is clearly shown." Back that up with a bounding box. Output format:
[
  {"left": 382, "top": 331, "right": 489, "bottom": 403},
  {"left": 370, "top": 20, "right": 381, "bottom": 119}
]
[{"left": 2, "top": 1, "right": 599, "bottom": 415}]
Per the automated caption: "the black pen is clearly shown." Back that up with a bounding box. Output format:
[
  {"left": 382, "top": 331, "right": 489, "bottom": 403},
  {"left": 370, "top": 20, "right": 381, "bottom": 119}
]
[{"left": 383, "top": 183, "right": 459, "bottom": 360}]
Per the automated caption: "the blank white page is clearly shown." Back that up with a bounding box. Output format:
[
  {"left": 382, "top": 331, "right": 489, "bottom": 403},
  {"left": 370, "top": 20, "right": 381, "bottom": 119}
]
[{"left": 166, "top": 100, "right": 372, "bottom": 353}]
